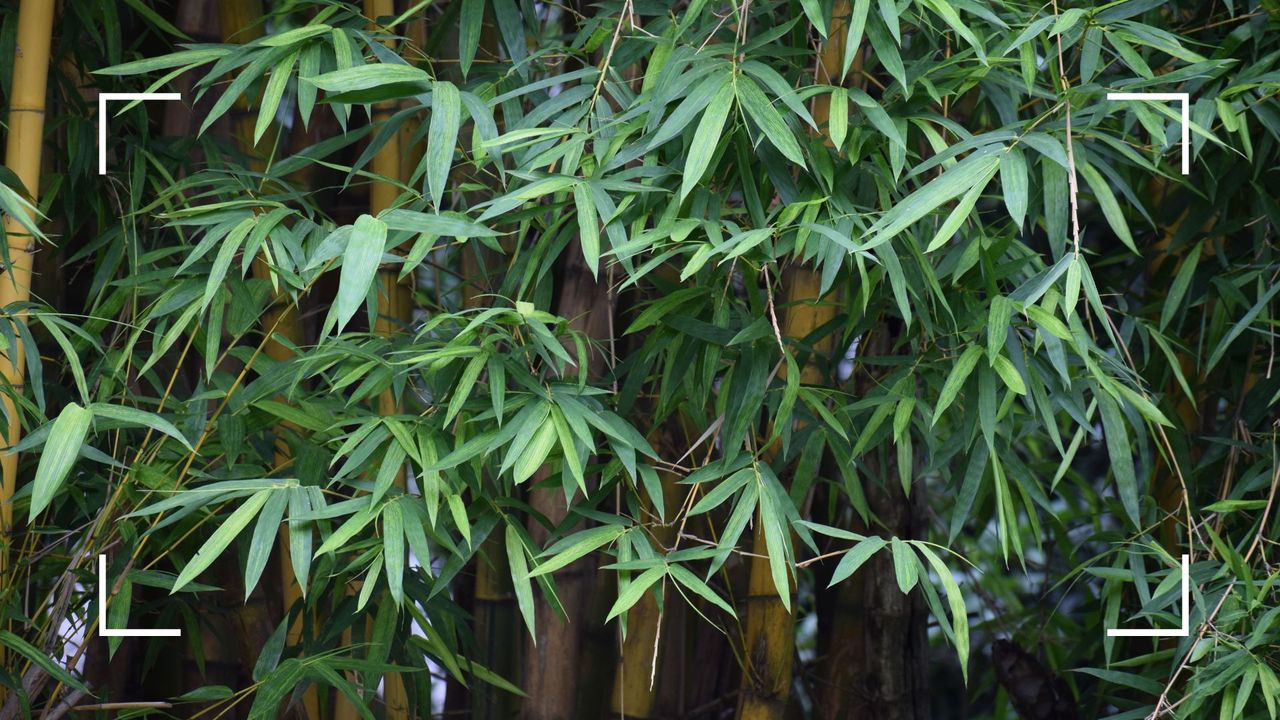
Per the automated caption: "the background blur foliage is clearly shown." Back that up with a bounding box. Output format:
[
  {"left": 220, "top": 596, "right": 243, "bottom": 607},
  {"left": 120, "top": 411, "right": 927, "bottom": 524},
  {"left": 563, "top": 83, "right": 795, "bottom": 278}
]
[{"left": 0, "top": 0, "right": 1278, "bottom": 718}]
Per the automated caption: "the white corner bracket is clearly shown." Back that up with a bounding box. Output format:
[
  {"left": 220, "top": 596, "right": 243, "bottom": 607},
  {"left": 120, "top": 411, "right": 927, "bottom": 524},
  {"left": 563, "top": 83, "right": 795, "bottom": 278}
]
[
  {"left": 1106, "top": 554, "right": 1189, "bottom": 638},
  {"left": 98, "top": 554, "right": 181, "bottom": 637},
  {"left": 1105, "top": 92, "right": 1191, "bottom": 176},
  {"left": 97, "top": 92, "right": 183, "bottom": 175}
]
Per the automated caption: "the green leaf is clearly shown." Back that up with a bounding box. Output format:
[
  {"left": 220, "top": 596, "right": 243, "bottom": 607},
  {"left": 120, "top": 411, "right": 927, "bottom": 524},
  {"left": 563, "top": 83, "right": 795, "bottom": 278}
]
[
  {"left": 201, "top": 216, "right": 253, "bottom": 312},
  {"left": 1206, "top": 279, "right": 1280, "bottom": 371},
  {"left": 865, "top": 13, "right": 907, "bottom": 91},
  {"left": 991, "top": 355, "right": 1027, "bottom": 395},
  {"left": 88, "top": 403, "right": 193, "bottom": 450},
  {"left": 258, "top": 24, "right": 331, "bottom": 47},
  {"left": 913, "top": 543, "right": 970, "bottom": 682},
  {"left": 0, "top": 630, "right": 90, "bottom": 693},
  {"left": 95, "top": 48, "right": 222, "bottom": 76},
  {"left": 1077, "top": 160, "right": 1136, "bottom": 254},
  {"left": 458, "top": 0, "right": 484, "bottom": 78},
  {"left": 255, "top": 49, "right": 298, "bottom": 144},
  {"left": 307, "top": 63, "right": 431, "bottom": 94},
  {"left": 244, "top": 491, "right": 287, "bottom": 599},
  {"left": 878, "top": 240, "right": 912, "bottom": 328},
  {"left": 573, "top": 183, "right": 601, "bottom": 277},
  {"left": 757, "top": 472, "right": 793, "bottom": 612},
  {"left": 531, "top": 525, "right": 626, "bottom": 578},
  {"left": 800, "top": 0, "right": 827, "bottom": 36},
  {"left": 868, "top": 153, "right": 999, "bottom": 249},
  {"left": 383, "top": 501, "right": 406, "bottom": 606},
  {"left": 29, "top": 403, "right": 92, "bottom": 520},
  {"left": 890, "top": 538, "right": 919, "bottom": 594},
  {"left": 506, "top": 525, "right": 537, "bottom": 640},
  {"left": 445, "top": 353, "right": 486, "bottom": 425},
  {"left": 680, "top": 81, "right": 734, "bottom": 201},
  {"left": 933, "top": 345, "right": 983, "bottom": 423},
  {"left": 828, "top": 87, "right": 848, "bottom": 148},
  {"left": 924, "top": 174, "right": 986, "bottom": 253},
  {"left": 1000, "top": 147, "right": 1028, "bottom": 228},
  {"left": 428, "top": 81, "right": 461, "bottom": 209},
  {"left": 1096, "top": 390, "right": 1140, "bottom": 528},
  {"left": 331, "top": 214, "right": 386, "bottom": 333},
  {"left": 842, "top": 0, "right": 871, "bottom": 80},
  {"left": 173, "top": 490, "right": 271, "bottom": 593},
  {"left": 1025, "top": 305, "right": 1072, "bottom": 340},
  {"left": 381, "top": 209, "right": 499, "bottom": 237},
  {"left": 828, "top": 535, "right": 886, "bottom": 586},
  {"left": 607, "top": 565, "right": 666, "bottom": 621},
  {"left": 512, "top": 415, "right": 557, "bottom": 484},
  {"left": 737, "top": 76, "right": 806, "bottom": 167},
  {"left": 987, "top": 296, "right": 1011, "bottom": 360},
  {"left": 1160, "top": 243, "right": 1201, "bottom": 330},
  {"left": 668, "top": 564, "right": 735, "bottom": 617},
  {"left": 877, "top": 0, "right": 901, "bottom": 43}
]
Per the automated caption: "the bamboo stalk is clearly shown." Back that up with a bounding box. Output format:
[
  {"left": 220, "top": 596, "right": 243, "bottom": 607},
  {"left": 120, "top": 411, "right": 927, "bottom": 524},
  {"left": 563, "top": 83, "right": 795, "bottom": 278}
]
[
  {"left": 609, "top": 427, "right": 681, "bottom": 719},
  {"left": 0, "top": 2, "right": 55, "bottom": 686},
  {"left": 738, "top": 5, "right": 847, "bottom": 717}
]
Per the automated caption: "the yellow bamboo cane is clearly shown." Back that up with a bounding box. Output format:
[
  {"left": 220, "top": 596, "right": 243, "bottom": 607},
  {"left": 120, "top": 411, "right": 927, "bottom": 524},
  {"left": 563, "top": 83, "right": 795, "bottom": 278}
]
[
  {"left": 738, "top": 5, "right": 846, "bottom": 718},
  {"left": 0, "top": 0, "right": 55, "bottom": 685}
]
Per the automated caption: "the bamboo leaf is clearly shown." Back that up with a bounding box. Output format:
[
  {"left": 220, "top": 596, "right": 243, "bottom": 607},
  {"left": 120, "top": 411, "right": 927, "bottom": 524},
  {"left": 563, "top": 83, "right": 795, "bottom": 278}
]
[
  {"left": 828, "top": 87, "right": 848, "bottom": 148},
  {"left": 736, "top": 75, "right": 806, "bottom": 167},
  {"left": 254, "top": 49, "right": 298, "bottom": 144},
  {"left": 933, "top": 345, "right": 983, "bottom": 423},
  {"left": 828, "top": 535, "right": 887, "bottom": 586},
  {"left": 1000, "top": 147, "right": 1028, "bottom": 228},
  {"left": 1096, "top": 389, "right": 1140, "bottom": 528},
  {"left": 1077, "top": 160, "right": 1136, "bottom": 254},
  {"left": 88, "top": 403, "right": 192, "bottom": 450},
  {"left": 573, "top": 183, "right": 601, "bottom": 277},
  {"left": 668, "top": 563, "right": 735, "bottom": 617},
  {"left": 606, "top": 565, "right": 666, "bottom": 621},
  {"left": 1160, "top": 243, "right": 1201, "bottom": 331},
  {"left": 913, "top": 543, "right": 970, "bottom": 682},
  {"left": 330, "top": 214, "right": 386, "bottom": 334},
  {"left": 1206, "top": 280, "right": 1280, "bottom": 371},
  {"left": 383, "top": 501, "right": 406, "bottom": 606},
  {"left": 307, "top": 64, "right": 431, "bottom": 94},
  {"left": 680, "top": 81, "right": 734, "bottom": 201},
  {"left": 173, "top": 490, "right": 271, "bottom": 593},
  {"left": 890, "top": 538, "right": 919, "bottom": 594},
  {"left": 244, "top": 491, "right": 288, "bottom": 599},
  {"left": 506, "top": 525, "right": 537, "bottom": 639},
  {"left": 428, "top": 80, "right": 461, "bottom": 209},
  {"left": 0, "top": 631, "right": 90, "bottom": 693},
  {"left": 29, "top": 403, "right": 92, "bottom": 521},
  {"left": 458, "top": 0, "right": 484, "bottom": 78},
  {"left": 868, "top": 153, "right": 999, "bottom": 249},
  {"left": 531, "top": 525, "right": 626, "bottom": 578}
]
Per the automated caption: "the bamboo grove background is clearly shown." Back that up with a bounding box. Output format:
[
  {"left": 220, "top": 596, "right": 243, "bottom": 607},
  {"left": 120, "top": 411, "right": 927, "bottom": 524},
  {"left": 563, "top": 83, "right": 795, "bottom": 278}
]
[{"left": 0, "top": 0, "right": 1278, "bottom": 718}]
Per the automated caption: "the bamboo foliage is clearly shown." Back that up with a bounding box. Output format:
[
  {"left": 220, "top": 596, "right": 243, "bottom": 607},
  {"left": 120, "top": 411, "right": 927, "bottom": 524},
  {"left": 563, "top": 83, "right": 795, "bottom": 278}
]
[{"left": 3, "top": 2, "right": 1280, "bottom": 720}]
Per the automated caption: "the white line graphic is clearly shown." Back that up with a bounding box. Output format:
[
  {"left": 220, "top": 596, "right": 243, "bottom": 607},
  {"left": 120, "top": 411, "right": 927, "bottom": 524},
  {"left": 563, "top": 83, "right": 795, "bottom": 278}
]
[
  {"left": 98, "top": 554, "right": 181, "bottom": 637},
  {"left": 1106, "top": 554, "right": 1189, "bottom": 638},
  {"left": 98, "top": 92, "right": 182, "bottom": 175},
  {"left": 1105, "top": 92, "right": 1191, "bottom": 175}
]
